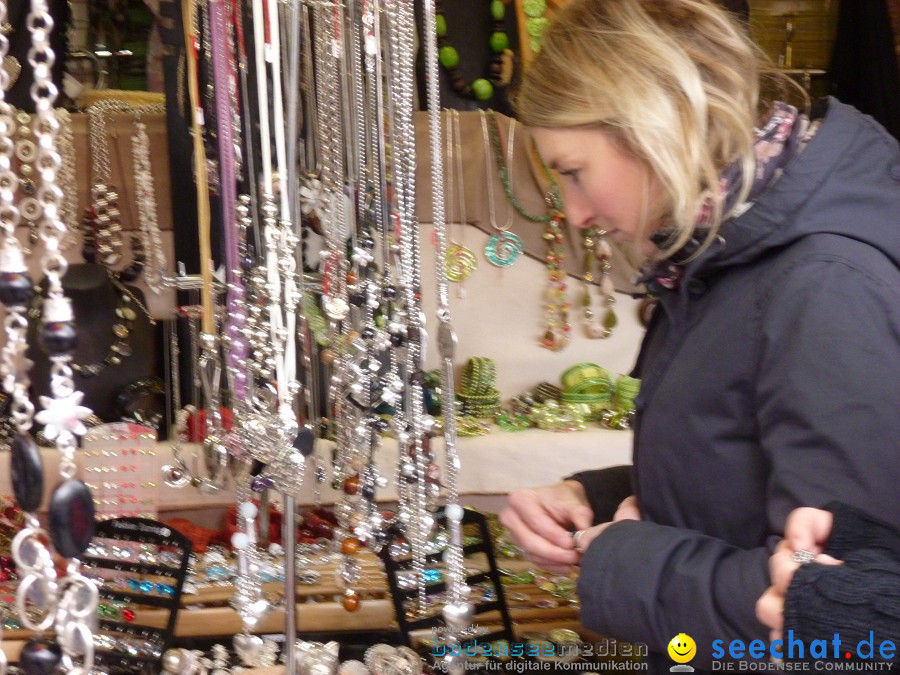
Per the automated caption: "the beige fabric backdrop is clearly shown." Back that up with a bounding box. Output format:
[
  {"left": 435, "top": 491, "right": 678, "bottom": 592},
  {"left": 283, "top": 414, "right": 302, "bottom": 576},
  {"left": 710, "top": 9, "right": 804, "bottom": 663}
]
[{"left": 413, "top": 111, "right": 644, "bottom": 296}]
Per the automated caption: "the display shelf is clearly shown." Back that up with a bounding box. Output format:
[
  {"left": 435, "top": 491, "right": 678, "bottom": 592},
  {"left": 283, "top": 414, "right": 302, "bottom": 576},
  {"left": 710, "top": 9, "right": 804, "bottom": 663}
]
[{"left": 0, "top": 429, "right": 632, "bottom": 514}]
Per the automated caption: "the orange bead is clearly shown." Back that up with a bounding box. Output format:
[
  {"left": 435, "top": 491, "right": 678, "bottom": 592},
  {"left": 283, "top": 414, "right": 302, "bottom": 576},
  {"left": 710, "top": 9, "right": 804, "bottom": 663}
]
[
  {"left": 342, "top": 589, "right": 361, "bottom": 612},
  {"left": 342, "top": 536, "right": 361, "bottom": 555},
  {"left": 343, "top": 475, "right": 360, "bottom": 495}
]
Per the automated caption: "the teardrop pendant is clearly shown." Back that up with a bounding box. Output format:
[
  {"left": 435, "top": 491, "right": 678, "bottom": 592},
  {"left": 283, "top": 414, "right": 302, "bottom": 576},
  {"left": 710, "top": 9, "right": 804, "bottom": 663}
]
[{"left": 11, "top": 433, "right": 44, "bottom": 512}]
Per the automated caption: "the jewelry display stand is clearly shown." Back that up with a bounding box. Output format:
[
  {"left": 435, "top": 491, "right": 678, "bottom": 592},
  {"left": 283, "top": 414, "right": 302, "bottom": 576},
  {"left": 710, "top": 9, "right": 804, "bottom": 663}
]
[
  {"left": 82, "top": 423, "right": 160, "bottom": 520},
  {"left": 380, "top": 506, "right": 515, "bottom": 649},
  {"left": 81, "top": 516, "right": 192, "bottom": 674},
  {"left": 26, "top": 263, "right": 156, "bottom": 423}
]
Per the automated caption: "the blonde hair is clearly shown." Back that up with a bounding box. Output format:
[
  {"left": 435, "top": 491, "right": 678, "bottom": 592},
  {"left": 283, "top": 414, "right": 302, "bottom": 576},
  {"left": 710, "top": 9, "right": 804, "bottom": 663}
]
[{"left": 515, "top": 0, "right": 783, "bottom": 255}]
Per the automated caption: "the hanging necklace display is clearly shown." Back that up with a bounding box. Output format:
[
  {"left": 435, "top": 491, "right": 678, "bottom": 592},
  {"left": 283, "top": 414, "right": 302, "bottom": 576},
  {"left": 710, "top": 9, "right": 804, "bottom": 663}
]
[
  {"left": 434, "top": 0, "right": 512, "bottom": 101},
  {"left": 64, "top": 273, "right": 139, "bottom": 378},
  {"left": 541, "top": 211, "right": 571, "bottom": 351},
  {"left": 0, "top": 8, "right": 36, "bottom": 673},
  {"left": 4, "top": 2, "right": 99, "bottom": 671},
  {"left": 86, "top": 100, "right": 127, "bottom": 269},
  {"left": 487, "top": 109, "right": 563, "bottom": 222},
  {"left": 485, "top": 111, "right": 571, "bottom": 350},
  {"left": 444, "top": 110, "right": 477, "bottom": 284},
  {"left": 581, "top": 227, "right": 617, "bottom": 338},
  {"left": 423, "top": 0, "right": 471, "bottom": 667},
  {"left": 56, "top": 108, "right": 80, "bottom": 251},
  {"left": 13, "top": 110, "right": 41, "bottom": 255},
  {"left": 131, "top": 106, "right": 169, "bottom": 294},
  {"left": 480, "top": 110, "right": 523, "bottom": 267}
]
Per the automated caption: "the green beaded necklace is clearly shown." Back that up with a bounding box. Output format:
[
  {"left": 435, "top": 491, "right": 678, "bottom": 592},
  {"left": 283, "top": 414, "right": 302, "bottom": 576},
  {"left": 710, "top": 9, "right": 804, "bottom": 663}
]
[
  {"left": 436, "top": 0, "right": 511, "bottom": 101},
  {"left": 487, "top": 109, "right": 562, "bottom": 222}
]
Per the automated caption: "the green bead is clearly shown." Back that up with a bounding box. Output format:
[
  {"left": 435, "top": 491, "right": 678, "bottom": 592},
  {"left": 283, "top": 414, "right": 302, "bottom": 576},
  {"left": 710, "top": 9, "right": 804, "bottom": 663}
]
[
  {"left": 435, "top": 14, "right": 447, "bottom": 36},
  {"left": 603, "top": 309, "right": 618, "bottom": 330},
  {"left": 526, "top": 16, "right": 548, "bottom": 38},
  {"left": 491, "top": 0, "right": 505, "bottom": 21},
  {"left": 523, "top": 0, "right": 547, "bottom": 17},
  {"left": 489, "top": 31, "right": 509, "bottom": 52},
  {"left": 439, "top": 45, "right": 459, "bottom": 69},
  {"left": 472, "top": 78, "right": 494, "bottom": 100}
]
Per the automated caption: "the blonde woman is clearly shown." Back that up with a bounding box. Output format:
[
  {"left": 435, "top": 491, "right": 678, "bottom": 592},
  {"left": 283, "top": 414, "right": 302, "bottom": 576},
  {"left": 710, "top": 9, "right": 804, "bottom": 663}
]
[{"left": 500, "top": 0, "right": 900, "bottom": 671}]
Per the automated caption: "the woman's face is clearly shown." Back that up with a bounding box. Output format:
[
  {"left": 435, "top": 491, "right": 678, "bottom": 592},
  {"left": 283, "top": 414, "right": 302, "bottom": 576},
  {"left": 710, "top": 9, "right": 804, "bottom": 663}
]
[{"left": 532, "top": 126, "right": 664, "bottom": 253}]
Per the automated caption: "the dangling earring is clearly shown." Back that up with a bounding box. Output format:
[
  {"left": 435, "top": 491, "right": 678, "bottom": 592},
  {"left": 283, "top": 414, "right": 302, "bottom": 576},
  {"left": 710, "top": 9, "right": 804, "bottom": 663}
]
[{"left": 582, "top": 227, "right": 617, "bottom": 339}]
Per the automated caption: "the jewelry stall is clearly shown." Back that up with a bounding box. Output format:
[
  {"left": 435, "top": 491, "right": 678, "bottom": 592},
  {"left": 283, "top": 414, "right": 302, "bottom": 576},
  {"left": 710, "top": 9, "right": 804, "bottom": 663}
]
[{"left": 0, "top": 0, "right": 663, "bottom": 672}]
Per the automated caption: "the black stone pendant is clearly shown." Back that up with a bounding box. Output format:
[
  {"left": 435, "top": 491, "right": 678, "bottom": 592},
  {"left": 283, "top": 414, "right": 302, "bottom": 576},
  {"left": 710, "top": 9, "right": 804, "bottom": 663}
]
[
  {"left": 49, "top": 479, "right": 95, "bottom": 558},
  {"left": 11, "top": 432, "right": 44, "bottom": 512},
  {"left": 19, "top": 638, "right": 63, "bottom": 674}
]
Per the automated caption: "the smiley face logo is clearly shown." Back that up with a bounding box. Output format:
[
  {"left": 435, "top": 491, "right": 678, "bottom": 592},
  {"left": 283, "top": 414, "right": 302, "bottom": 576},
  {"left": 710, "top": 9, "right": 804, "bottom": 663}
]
[{"left": 667, "top": 633, "right": 696, "bottom": 664}]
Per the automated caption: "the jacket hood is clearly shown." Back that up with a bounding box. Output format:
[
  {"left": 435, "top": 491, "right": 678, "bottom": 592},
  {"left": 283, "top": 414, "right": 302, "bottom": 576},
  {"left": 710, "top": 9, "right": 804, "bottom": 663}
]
[{"left": 692, "top": 98, "right": 900, "bottom": 277}]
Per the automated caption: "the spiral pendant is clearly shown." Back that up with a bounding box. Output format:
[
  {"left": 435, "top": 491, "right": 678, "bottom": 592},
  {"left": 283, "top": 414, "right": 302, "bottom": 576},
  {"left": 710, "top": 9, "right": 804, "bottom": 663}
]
[
  {"left": 485, "top": 232, "right": 524, "bottom": 267},
  {"left": 445, "top": 243, "right": 478, "bottom": 282}
]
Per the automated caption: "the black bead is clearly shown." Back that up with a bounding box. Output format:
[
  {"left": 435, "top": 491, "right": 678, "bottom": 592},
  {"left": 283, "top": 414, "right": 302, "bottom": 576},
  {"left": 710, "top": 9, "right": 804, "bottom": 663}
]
[
  {"left": 361, "top": 484, "right": 375, "bottom": 500},
  {"left": 20, "top": 638, "right": 62, "bottom": 675},
  {"left": 408, "top": 370, "right": 427, "bottom": 386},
  {"left": 373, "top": 418, "right": 390, "bottom": 432},
  {"left": 39, "top": 321, "right": 78, "bottom": 355},
  {"left": 81, "top": 244, "right": 97, "bottom": 263},
  {"left": 49, "top": 479, "right": 95, "bottom": 558},
  {"left": 361, "top": 327, "right": 375, "bottom": 340},
  {"left": 349, "top": 291, "right": 366, "bottom": 307},
  {"left": 0, "top": 271, "right": 34, "bottom": 306},
  {"left": 382, "top": 286, "right": 397, "bottom": 300},
  {"left": 293, "top": 426, "right": 316, "bottom": 457},
  {"left": 359, "top": 236, "right": 376, "bottom": 249},
  {"left": 118, "top": 265, "right": 141, "bottom": 282},
  {"left": 390, "top": 333, "right": 405, "bottom": 347},
  {"left": 11, "top": 433, "right": 44, "bottom": 512}
]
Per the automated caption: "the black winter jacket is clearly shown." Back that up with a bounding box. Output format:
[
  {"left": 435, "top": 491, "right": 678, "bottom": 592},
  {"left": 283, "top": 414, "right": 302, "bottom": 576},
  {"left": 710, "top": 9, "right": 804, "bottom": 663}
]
[{"left": 572, "top": 99, "right": 900, "bottom": 672}]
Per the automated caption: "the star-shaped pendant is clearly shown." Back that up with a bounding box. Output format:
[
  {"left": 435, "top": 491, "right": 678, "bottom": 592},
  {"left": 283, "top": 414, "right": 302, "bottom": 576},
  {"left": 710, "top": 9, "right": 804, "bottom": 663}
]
[{"left": 35, "top": 392, "right": 92, "bottom": 442}]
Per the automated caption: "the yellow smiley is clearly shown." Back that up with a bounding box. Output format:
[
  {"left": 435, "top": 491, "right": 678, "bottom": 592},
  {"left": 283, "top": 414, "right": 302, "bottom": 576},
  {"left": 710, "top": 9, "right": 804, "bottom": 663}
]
[{"left": 667, "top": 633, "right": 696, "bottom": 664}]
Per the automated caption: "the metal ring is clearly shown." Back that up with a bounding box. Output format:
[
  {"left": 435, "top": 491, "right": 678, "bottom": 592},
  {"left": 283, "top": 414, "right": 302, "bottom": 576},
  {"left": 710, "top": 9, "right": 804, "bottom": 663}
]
[
  {"left": 572, "top": 529, "right": 587, "bottom": 552},
  {"left": 16, "top": 573, "right": 58, "bottom": 632},
  {"left": 61, "top": 621, "right": 95, "bottom": 675},
  {"left": 792, "top": 549, "right": 817, "bottom": 565}
]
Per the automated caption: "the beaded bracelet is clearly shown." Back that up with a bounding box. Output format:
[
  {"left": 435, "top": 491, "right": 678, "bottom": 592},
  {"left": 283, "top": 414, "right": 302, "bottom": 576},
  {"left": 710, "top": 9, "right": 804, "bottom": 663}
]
[
  {"left": 560, "top": 363, "right": 610, "bottom": 391},
  {"left": 532, "top": 382, "right": 562, "bottom": 403},
  {"left": 461, "top": 357, "right": 498, "bottom": 395},
  {"left": 566, "top": 377, "right": 613, "bottom": 398},
  {"left": 529, "top": 400, "right": 587, "bottom": 432}
]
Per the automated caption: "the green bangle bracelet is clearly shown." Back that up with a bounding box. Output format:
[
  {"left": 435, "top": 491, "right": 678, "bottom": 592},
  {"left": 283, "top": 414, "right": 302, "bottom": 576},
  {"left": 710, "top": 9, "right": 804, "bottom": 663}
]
[
  {"left": 567, "top": 377, "right": 613, "bottom": 397},
  {"left": 560, "top": 362, "right": 609, "bottom": 390}
]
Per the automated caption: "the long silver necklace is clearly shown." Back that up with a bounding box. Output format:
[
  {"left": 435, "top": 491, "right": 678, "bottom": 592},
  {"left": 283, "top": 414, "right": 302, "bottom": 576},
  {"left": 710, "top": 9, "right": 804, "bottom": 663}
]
[{"left": 6, "top": 3, "right": 98, "bottom": 672}]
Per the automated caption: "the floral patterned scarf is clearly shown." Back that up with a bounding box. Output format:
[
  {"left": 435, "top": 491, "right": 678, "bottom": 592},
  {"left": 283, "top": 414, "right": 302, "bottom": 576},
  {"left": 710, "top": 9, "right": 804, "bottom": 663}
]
[{"left": 642, "top": 101, "right": 817, "bottom": 291}]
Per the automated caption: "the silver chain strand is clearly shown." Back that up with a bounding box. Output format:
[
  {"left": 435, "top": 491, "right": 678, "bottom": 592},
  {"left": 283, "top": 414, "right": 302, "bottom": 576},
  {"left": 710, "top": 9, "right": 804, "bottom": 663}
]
[
  {"left": 87, "top": 100, "right": 127, "bottom": 267},
  {"left": 0, "top": 1, "right": 34, "bottom": 446},
  {"left": 420, "top": 0, "right": 468, "bottom": 656},
  {"left": 25, "top": 1, "right": 97, "bottom": 671},
  {"left": 131, "top": 108, "right": 169, "bottom": 293}
]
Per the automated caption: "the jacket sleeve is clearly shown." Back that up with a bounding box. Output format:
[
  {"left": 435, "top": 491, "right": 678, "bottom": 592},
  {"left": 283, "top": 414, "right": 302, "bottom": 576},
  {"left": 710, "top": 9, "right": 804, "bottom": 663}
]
[
  {"left": 578, "top": 520, "right": 773, "bottom": 668},
  {"left": 577, "top": 256, "right": 900, "bottom": 668}
]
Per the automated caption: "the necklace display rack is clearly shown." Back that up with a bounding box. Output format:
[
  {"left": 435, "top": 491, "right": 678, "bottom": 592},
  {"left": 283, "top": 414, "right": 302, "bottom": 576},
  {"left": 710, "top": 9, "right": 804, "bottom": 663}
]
[{"left": 127, "top": 0, "right": 477, "bottom": 671}]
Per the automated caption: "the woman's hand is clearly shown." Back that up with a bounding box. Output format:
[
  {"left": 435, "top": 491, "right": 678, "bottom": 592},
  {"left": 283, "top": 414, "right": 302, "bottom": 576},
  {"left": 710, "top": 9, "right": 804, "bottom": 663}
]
[
  {"left": 500, "top": 480, "right": 594, "bottom": 573},
  {"left": 756, "top": 507, "right": 842, "bottom": 639},
  {"left": 613, "top": 495, "right": 641, "bottom": 522},
  {"left": 569, "top": 495, "right": 642, "bottom": 555}
]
